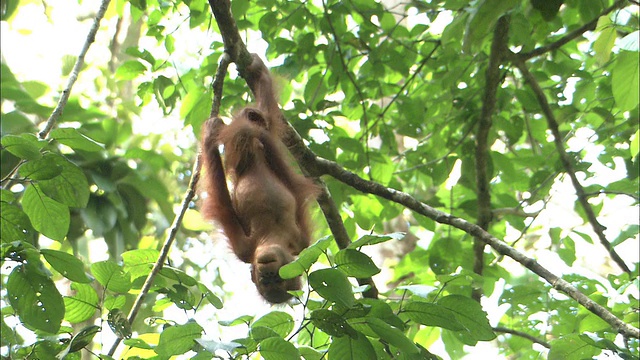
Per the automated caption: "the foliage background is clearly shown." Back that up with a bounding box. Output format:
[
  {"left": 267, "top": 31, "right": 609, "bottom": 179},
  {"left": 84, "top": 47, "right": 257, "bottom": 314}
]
[{"left": 1, "top": 0, "right": 639, "bottom": 359}]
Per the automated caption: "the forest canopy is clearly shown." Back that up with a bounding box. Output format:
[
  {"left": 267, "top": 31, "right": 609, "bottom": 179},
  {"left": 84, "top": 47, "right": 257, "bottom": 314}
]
[{"left": 1, "top": 0, "right": 639, "bottom": 359}]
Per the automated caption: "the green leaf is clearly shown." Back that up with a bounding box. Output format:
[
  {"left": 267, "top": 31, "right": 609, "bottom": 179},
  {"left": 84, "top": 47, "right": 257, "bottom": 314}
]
[
  {"left": 37, "top": 153, "right": 90, "bottom": 208},
  {"left": 64, "top": 282, "right": 99, "bottom": 323},
  {"left": 308, "top": 268, "right": 355, "bottom": 308},
  {"left": 115, "top": 60, "right": 147, "bottom": 81},
  {"left": 630, "top": 129, "right": 639, "bottom": 159},
  {"left": 197, "top": 283, "right": 223, "bottom": 309},
  {"left": 593, "top": 16, "right": 616, "bottom": 64},
  {"left": 122, "top": 248, "right": 159, "bottom": 280},
  {"left": 335, "top": 249, "right": 381, "bottom": 278},
  {"left": 50, "top": 128, "right": 104, "bottom": 152},
  {"left": 154, "top": 321, "right": 203, "bottom": 357},
  {"left": 68, "top": 325, "right": 100, "bottom": 352},
  {"left": 280, "top": 236, "right": 332, "bottom": 279},
  {"left": 19, "top": 157, "right": 62, "bottom": 180},
  {"left": 310, "top": 309, "right": 358, "bottom": 338},
  {"left": 7, "top": 265, "right": 64, "bottom": 333},
  {"left": 531, "top": 0, "right": 563, "bottom": 21},
  {"left": 403, "top": 301, "right": 465, "bottom": 331},
  {"left": 327, "top": 331, "right": 376, "bottom": 360},
  {"left": 41, "top": 249, "right": 91, "bottom": 283},
  {"left": 463, "top": 0, "right": 518, "bottom": 54},
  {"left": 90, "top": 260, "right": 132, "bottom": 293},
  {"left": 259, "top": 337, "right": 300, "bottom": 360},
  {"left": 179, "top": 89, "right": 203, "bottom": 119},
  {"left": 548, "top": 334, "right": 600, "bottom": 360},
  {"left": 612, "top": 51, "right": 640, "bottom": 111},
  {"left": 0, "top": 203, "right": 34, "bottom": 242},
  {"left": 22, "top": 184, "right": 69, "bottom": 241},
  {"left": 348, "top": 232, "right": 405, "bottom": 249},
  {"left": 1, "top": 133, "right": 43, "bottom": 160},
  {"left": 108, "top": 308, "right": 132, "bottom": 339},
  {"left": 252, "top": 312, "right": 295, "bottom": 338},
  {"left": 365, "top": 317, "right": 420, "bottom": 354},
  {"left": 437, "top": 295, "right": 496, "bottom": 342},
  {"left": 158, "top": 266, "right": 198, "bottom": 286}
]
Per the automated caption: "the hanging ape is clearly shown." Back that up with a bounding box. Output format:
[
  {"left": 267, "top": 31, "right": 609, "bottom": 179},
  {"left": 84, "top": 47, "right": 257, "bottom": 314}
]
[{"left": 201, "top": 54, "right": 318, "bottom": 303}]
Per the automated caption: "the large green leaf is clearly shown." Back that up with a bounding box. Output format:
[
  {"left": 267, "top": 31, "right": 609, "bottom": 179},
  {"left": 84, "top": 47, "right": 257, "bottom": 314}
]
[
  {"left": 252, "top": 311, "right": 295, "bottom": 339},
  {"left": 327, "top": 332, "right": 376, "bottom": 360},
  {"left": 155, "top": 321, "right": 203, "bottom": 357},
  {"left": 90, "top": 260, "right": 132, "bottom": 293},
  {"left": 437, "top": 295, "right": 496, "bottom": 343},
  {"left": 7, "top": 265, "right": 64, "bottom": 333},
  {"left": 335, "top": 249, "right": 380, "bottom": 278},
  {"left": 37, "top": 153, "right": 89, "bottom": 208},
  {"left": 41, "top": 249, "right": 91, "bottom": 283},
  {"left": 403, "top": 301, "right": 465, "bottom": 331},
  {"left": 308, "top": 268, "right": 355, "bottom": 308},
  {"left": 64, "top": 282, "right": 99, "bottom": 323},
  {"left": 22, "top": 184, "right": 69, "bottom": 241},
  {"left": 259, "top": 337, "right": 300, "bottom": 360},
  {"left": 612, "top": 50, "right": 640, "bottom": 111}
]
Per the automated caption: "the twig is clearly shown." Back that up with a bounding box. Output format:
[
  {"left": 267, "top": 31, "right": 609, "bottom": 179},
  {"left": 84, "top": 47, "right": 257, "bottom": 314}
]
[
  {"left": 38, "top": 0, "right": 111, "bottom": 139},
  {"left": 512, "top": 57, "right": 631, "bottom": 274},
  {"left": 106, "top": 50, "right": 233, "bottom": 359},
  {"left": 517, "top": 0, "right": 627, "bottom": 60},
  {"left": 473, "top": 15, "right": 510, "bottom": 302},
  {"left": 210, "top": 53, "right": 231, "bottom": 118},
  {"left": 312, "top": 155, "right": 640, "bottom": 339},
  {"left": 106, "top": 156, "right": 202, "bottom": 356},
  {"left": 493, "top": 326, "right": 551, "bottom": 348}
]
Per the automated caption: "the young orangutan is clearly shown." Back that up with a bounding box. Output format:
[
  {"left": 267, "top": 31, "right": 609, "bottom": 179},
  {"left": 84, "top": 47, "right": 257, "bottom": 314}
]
[{"left": 201, "top": 54, "right": 318, "bottom": 303}]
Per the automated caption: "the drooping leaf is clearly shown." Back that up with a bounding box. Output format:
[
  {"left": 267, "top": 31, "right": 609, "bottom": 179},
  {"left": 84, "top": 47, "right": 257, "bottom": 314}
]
[
  {"left": 259, "top": 337, "right": 300, "bottom": 360},
  {"left": 7, "top": 265, "right": 64, "bottom": 334}
]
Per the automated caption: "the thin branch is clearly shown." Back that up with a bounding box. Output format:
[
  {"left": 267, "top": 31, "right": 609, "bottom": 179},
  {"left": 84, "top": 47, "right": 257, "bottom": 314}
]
[
  {"left": 312, "top": 155, "right": 639, "bottom": 339},
  {"left": 210, "top": 53, "right": 231, "bottom": 118},
  {"left": 321, "top": 0, "right": 372, "bottom": 172},
  {"left": 512, "top": 57, "right": 631, "bottom": 274},
  {"left": 105, "top": 51, "right": 233, "bottom": 359},
  {"left": 493, "top": 326, "right": 551, "bottom": 348},
  {"left": 379, "top": 42, "right": 441, "bottom": 119},
  {"left": 517, "top": 0, "right": 627, "bottom": 60},
  {"left": 473, "top": 15, "right": 510, "bottom": 302},
  {"left": 38, "top": 0, "right": 111, "bottom": 139}
]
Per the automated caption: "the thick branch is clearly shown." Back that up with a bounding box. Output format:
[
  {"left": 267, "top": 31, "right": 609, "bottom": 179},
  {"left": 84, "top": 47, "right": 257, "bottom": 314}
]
[
  {"left": 512, "top": 58, "right": 631, "bottom": 274},
  {"left": 517, "top": 0, "right": 626, "bottom": 60},
  {"left": 39, "top": 0, "right": 111, "bottom": 139},
  {"left": 313, "top": 156, "right": 639, "bottom": 339},
  {"left": 473, "top": 15, "right": 510, "bottom": 301}
]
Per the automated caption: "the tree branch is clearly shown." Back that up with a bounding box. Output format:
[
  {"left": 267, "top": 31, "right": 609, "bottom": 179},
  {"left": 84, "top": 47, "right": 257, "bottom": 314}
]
[
  {"left": 473, "top": 15, "right": 510, "bottom": 302},
  {"left": 511, "top": 57, "right": 631, "bottom": 274},
  {"left": 493, "top": 326, "right": 551, "bottom": 348},
  {"left": 106, "top": 50, "right": 233, "bottom": 359},
  {"left": 39, "top": 0, "right": 111, "bottom": 139},
  {"left": 516, "top": 0, "right": 627, "bottom": 60},
  {"left": 312, "top": 156, "right": 639, "bottom": 339}
]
